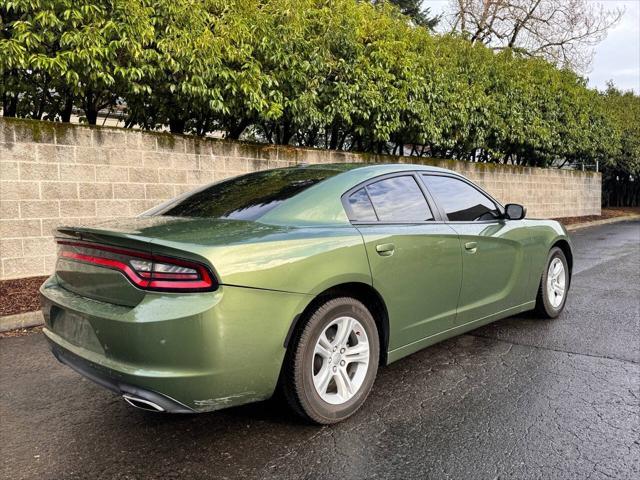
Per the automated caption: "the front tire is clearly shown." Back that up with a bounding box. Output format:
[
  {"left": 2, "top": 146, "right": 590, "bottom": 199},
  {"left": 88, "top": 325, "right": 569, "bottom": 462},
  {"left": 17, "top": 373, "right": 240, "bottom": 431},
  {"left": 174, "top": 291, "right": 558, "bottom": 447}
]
[
  {"left": 283, "top": 297, "right": 379, "bottom": 424},
  {"left": 535, "top": 247, "right": 570, "bottom": 318}
]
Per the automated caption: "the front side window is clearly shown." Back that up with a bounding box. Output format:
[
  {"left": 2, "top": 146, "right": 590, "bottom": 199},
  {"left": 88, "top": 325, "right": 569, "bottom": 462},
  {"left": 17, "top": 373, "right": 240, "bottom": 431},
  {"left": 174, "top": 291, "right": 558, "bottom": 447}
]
[
  {"left": 422, "top": 175, "right": 500, "bottom": 221},
  {"left": 364, "top": 175, "right": 433, "bottom": 222}
]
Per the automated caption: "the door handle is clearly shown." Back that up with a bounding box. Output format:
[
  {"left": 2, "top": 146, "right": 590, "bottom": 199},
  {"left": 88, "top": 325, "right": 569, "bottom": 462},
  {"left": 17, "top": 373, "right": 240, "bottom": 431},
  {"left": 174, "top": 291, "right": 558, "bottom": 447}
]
[
  {"left": 376, "top": 243, "right": 395, "bottom": 256},
  {"left": 464, "top": 241, "right": 478, "bottom": 253}
]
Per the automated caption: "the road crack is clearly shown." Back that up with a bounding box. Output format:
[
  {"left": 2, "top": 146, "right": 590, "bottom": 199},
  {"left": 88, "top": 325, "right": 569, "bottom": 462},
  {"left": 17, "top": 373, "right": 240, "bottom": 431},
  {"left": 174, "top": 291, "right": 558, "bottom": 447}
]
[{"left": 467, "top": 332, "right": 640, "bottom": 365}]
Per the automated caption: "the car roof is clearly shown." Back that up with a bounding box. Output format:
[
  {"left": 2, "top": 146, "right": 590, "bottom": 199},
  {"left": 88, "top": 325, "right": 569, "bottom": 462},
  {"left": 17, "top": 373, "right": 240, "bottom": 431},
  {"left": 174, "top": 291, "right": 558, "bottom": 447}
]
[
  {"left": 259, "top": 162, "right": 462, "bottom": 226},
  {"left": 292, "top": 162, "right": 453, "bottom": 175}
]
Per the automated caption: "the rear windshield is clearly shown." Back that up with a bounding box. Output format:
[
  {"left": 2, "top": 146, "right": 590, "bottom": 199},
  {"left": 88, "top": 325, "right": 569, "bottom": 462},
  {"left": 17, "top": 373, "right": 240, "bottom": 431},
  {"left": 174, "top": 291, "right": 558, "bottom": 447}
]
[{"left": 145, "top": 168, "right": 340, "bottom": 220}]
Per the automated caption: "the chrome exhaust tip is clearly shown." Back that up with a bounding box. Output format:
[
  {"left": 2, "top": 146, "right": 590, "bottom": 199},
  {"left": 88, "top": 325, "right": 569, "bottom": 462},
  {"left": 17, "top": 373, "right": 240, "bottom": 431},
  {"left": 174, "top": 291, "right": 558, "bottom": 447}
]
[{"left": 122, "top": 394, "right": 165, "bottom": 412}]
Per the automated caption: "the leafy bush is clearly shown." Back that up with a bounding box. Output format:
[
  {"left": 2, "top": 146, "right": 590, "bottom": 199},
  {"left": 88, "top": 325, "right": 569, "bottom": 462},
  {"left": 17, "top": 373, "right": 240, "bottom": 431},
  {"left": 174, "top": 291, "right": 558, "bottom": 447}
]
[
  {"left": 600, "top": 85, "right": 640, "bottom": 207},
  {"left": 1, "top": 0, "right": 638, "bottom": 206}
]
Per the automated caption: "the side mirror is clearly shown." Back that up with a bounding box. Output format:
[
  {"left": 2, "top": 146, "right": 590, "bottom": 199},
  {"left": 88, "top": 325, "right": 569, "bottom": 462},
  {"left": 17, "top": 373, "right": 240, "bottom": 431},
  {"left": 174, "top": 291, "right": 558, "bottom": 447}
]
[{"left": 505, "top": 203, "right": 526, "bottom": 220}]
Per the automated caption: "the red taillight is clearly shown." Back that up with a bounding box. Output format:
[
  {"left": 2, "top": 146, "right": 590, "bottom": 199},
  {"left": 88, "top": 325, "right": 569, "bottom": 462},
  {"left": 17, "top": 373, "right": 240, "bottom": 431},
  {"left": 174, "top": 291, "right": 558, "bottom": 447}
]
[{"left": 56, "top": 240, "right": 216, "bottom": 292}]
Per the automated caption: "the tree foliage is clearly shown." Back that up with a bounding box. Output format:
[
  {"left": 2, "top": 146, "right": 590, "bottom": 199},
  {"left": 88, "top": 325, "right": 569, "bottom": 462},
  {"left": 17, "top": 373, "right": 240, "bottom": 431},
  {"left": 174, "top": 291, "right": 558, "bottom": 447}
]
[
  {"left": 1, "top": 0, "right": 638, "bottom": 206},
  {"left": 444, "top": 0, "right": 623, "bottom": 72},
  {"left": 599, "top": 84, "right": 640, "bottom": 206},
  {"left": 383, "top": 0, "right": 440, "bottom": 29},
  {"left": 1, "top": 0, "right": 154, "bottom": 122}
]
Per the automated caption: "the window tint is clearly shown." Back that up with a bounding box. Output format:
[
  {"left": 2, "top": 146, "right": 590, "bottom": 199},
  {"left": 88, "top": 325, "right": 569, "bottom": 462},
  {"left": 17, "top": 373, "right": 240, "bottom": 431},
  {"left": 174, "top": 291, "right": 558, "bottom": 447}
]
[
  {"left": 145, "top": 168, "right": 340, "bottom": 220},
  {"left": 347, "top": 188, "right": 377, "bottom": 221},
  {"left": 422, "top": 175, "right": 500, "bottom": 221},
  {"left": 365, "top": 176, "right": 433, "bottom": 222}
]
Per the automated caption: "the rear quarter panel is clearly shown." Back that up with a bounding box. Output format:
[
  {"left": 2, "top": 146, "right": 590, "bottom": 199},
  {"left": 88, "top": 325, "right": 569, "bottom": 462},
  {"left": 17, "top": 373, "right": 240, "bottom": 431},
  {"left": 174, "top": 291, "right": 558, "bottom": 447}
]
[{"left": 152, "top": 225, "right": 372, "bottom": 296}]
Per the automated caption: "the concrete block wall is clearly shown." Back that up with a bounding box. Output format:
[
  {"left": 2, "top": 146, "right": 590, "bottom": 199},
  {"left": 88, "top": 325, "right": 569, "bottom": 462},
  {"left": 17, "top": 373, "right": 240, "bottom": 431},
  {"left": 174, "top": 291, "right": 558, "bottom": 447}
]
[{"left": 0, "top": 118, "right": 601, "bottom": 280}]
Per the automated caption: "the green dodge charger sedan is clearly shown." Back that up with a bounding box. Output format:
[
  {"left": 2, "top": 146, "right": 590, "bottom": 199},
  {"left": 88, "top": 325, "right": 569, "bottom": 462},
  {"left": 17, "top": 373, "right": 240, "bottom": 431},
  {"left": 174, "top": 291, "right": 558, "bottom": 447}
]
[{"left": 41, "top": 163, "right": 572, "bottom": 424}]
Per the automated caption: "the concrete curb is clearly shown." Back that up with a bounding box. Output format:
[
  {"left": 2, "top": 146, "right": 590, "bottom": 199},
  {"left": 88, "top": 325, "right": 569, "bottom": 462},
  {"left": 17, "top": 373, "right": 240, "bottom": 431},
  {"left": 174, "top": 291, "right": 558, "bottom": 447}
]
[
  {"left": 0, "top": 310, "right": 44, "bottom": 333},
  {"left": 565, "top": 214, "right": 640, "bottom": 231}
]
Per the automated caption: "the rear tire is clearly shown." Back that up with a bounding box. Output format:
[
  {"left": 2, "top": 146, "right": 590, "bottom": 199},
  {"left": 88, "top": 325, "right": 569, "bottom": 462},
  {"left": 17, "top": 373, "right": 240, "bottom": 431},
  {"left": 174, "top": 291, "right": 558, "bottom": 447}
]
[
  {"left": 535, "top": 247, "right": 570, "bottom": 318},
  {"left": 283, "top": 297, "right": 379, "bottom": 424}
]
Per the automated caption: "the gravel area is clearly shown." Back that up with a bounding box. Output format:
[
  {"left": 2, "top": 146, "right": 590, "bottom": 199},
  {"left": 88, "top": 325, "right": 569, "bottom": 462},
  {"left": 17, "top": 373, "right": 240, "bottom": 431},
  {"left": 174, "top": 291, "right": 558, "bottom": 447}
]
[{"left": 0, "top": 276, "right": 48, "bottom": 317}]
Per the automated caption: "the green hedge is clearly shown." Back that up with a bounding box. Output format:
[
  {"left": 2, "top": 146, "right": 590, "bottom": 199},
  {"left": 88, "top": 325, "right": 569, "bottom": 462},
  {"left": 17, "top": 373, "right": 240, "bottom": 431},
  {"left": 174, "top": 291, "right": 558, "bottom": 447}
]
[{"left": 1, "top": 0, "right": 638, "bottom": 205}]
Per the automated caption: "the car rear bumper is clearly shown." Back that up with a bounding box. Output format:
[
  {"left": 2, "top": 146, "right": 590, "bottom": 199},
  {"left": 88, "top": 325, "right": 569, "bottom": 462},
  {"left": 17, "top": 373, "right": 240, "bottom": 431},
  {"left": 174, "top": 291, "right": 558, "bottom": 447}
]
[
  {"left": 46, "top": 335, "right": 194, "bottom": 413},
  {"left": 40, "top": 275, "right": 310, "bottom": 412}
]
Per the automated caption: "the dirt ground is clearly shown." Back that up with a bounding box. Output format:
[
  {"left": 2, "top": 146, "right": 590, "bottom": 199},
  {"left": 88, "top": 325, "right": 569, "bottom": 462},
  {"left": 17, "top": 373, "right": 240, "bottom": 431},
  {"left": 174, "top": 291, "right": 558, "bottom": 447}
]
[
  {"left": 554, "top": 206, "right": 640, "bottom": 225},
  {"left": 0, "top": 276, "right": 48, "bottom": 317}
]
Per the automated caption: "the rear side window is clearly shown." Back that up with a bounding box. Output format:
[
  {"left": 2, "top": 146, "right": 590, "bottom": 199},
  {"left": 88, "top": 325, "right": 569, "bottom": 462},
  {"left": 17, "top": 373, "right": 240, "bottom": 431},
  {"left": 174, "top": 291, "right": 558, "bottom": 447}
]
[
  {"left": 145, "top": 168, "right": 340, "bottom": 220},
  {"left": 347, "top": 188, "right": 377, "bottom": 221},
  {"left": 364, "top": 175, "right": 433, "bottom": 222},
  {"left": 422, "top": 175, "right": 500, "bottom": 221}
]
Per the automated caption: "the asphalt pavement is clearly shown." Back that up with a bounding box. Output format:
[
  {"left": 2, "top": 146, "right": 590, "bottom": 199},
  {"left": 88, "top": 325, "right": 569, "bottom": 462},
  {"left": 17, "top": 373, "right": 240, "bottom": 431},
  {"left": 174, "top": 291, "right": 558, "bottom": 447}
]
[{"left": 1, "top": 221, "right": 638, "bottom": 480}]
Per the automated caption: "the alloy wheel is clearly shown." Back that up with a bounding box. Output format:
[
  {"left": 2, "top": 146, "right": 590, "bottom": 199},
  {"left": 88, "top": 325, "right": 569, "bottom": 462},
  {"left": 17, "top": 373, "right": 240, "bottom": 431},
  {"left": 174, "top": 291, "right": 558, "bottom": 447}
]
[
  {"left": 547, "top": 257, "right": 566, "bottom": 308},
  {"left": 311, "top": 316, "right": 370, "bottom": 405}
]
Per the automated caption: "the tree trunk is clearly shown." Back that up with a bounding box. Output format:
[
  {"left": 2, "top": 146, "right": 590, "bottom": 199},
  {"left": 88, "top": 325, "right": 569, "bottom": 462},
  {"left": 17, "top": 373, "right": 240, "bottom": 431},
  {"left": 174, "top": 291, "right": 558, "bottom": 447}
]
[
  {"left": 61, "top": 96, "right": 73, "bottom": 123},
  {"left": 33, "top": 94, "right": 46, "bottom": 120},
  {"left": 227, "top": 118, "right": 249, "bottom": 140},
  {"left": 82, "top": 92, "right": 99, "bottom": 125},
  {"left": 3, "top": 92, "right": 18, "bottom": 117},
  {"left": 169, "top": 117, "right": 185, "bottom": 134},
  {"left": 329, "top": 121, "right": 340, "bottom": 150},
  {"left": 280, "top": 119, "right": 293, "bottom": 145},
  {"left": 85, "top": 108, "right": 98, "bottom": 125}
]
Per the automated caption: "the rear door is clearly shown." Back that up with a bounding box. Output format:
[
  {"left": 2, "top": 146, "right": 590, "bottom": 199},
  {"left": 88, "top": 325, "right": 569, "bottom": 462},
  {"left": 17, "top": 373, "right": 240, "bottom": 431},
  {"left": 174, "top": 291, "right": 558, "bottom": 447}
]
[
  {"left": 344, "top": 173, "right": 462, "bottom": 351},
  {"left": 421, "top": 174, "right": 531, "bottom": 325}
]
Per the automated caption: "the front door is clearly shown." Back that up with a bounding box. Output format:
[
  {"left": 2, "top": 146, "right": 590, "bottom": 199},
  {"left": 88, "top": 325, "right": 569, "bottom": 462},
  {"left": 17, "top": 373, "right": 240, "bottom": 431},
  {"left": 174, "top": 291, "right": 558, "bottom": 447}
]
[{"left": 421, "top": 174, "right": 531, "bottom": 324}]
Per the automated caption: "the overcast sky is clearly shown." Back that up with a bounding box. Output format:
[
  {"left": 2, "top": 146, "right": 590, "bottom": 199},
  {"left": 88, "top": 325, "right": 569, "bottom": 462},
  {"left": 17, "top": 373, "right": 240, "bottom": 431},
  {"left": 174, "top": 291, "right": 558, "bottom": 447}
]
[
  {"left": 587, "top": 0, "right": 639, "bottom": 93},
  {"left": 426, "top": 0, "right": 640, "bottom": 93}
]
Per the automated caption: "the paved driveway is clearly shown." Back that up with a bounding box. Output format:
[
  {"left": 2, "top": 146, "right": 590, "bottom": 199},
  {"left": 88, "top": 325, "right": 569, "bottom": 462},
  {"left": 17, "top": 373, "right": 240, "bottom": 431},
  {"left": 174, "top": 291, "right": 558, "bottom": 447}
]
[{"left": 1, "top": 221, "right": 638, "bottom": 480}]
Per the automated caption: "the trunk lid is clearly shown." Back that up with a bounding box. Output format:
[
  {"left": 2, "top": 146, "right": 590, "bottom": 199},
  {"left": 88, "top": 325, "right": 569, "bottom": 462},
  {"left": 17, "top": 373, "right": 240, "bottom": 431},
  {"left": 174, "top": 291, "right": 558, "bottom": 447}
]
[{"left": 53, "top": 216, "right": 288, "bottom": 306}]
